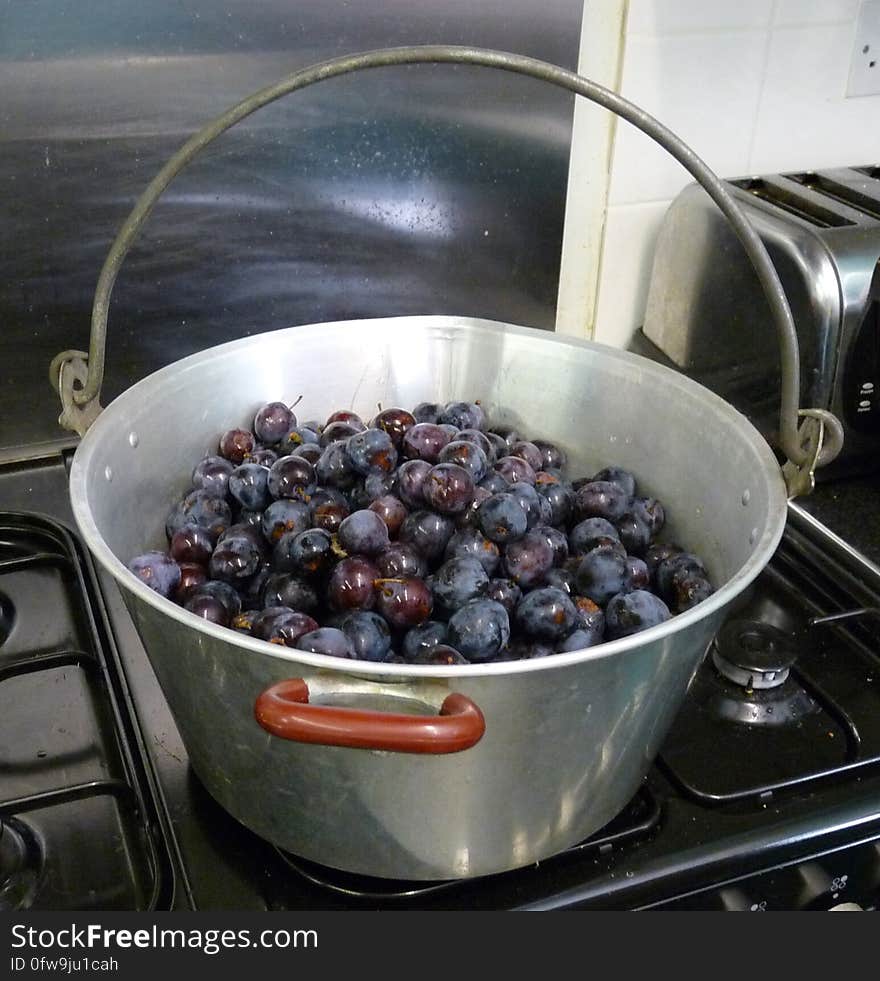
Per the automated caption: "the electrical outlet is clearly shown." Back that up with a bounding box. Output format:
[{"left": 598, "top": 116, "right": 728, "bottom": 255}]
[{"left": 847, "top": 0, "right": 880, "bottom": 97}]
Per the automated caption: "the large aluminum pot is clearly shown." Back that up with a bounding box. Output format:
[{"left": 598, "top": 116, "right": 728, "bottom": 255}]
[
  {"left": 70, "top": 314, "right": 787, "bottom": 879},
  {"left": 55, "top": 46, "right": 843, "bottom": 880}
]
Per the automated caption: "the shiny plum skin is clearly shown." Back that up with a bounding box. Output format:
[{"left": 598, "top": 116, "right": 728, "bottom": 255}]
[
  {"left": 326, "top": 557, "right": 380, "bottom": 612},
  {"left": 371, "top": 408, "right": 416, "bottom": 447},
  {"left": 410, "top": 644, "right": 468, "bottom": 665},
  {"left": 208, "top": 535, "right": 262, "bottom": 584},
  {"left": 484, "top": 577, "right": 522, "bottom": 614},
  {"left": 431, "top": 557, "right": 489, "bottom": 612},
  {"left": 510, "top": 440, "right": 543, "bottom": 473},
  {"left": 399, "top": 510, "right": 455, "bottom": 562},
  {"left": 254, "top": 402, "right": 294, "bottom": 444},
  {"left": 338, "top": 509, "right": 390, "bottom": 556},
  {"left": 229, "top": 463, "right": 270, "bottom": 511},
  {"left": 439, "top": 401, "right": 485, "bottom": 431},
  {"left": 338, "top": 611, "right": 392, "bottom": 661},
  {"left": 191, "top": 456, "right": 234, "bottom": 499},
  {"left": 444, "top": 527, "right": 501, "bottom": 575},
  {"left": 168, "top": 490, "right": 231, "bottom": 542},
  {"left": 251, "top": 608, "right": 319, "bottom": 646},
  {"left": 605, "top": 590, "right": 671, "bottom": 639},
  {"left": 446, "top": 599, "right": 510, "bottom": 663},
  {"left": 262, "top": 500, "right": 311, "bottom": 545},
  {"left": 494, "top": 455, "right": 536, "bottom": 485},
  {"left": 616, "top": 511, "right": 652, "bottom": 555},
  {"left": 316, "top": 442, "right": 358, "bottom": 489},
  {"left": 533, "top": 439, "right": 567, "bottom": 472},
  {"left": 535, "top": 480, "right": 574, "bottom": 526},
  {"left": 570, "top": 518, "right": 620, "bottom": 559},
  {"left": 422, "top": 463, "right": 475, "bottom": 515},
  {"left": 591, "top": 466, "right": 637, "bottom": 499},
  {"left": 296, "top": 627, "right": 355, "bottom": 659},
  {"left": 219, "top": 428, "right": 255, "bottom": 464},
  {"left": 184, "top": 593, "right": 229, "bottom": 626},
  {"left": 347, "top": 428, "right": 398, "bottom": 476},
  {"left": 368, "top": 495, "right": 408, "bottom": 536},
  {"left": 574, "top": 481, "right": 630, "bottom": 523},
  {"left": 575, "top": 543, "right": 631, "bottom": 605},
  {"left": 374, "top": 577, "right": 433, "bottom": 629},
  {"left": 477, "top": 493, "right": 528, "bottom": 545},
  {"left": 514, "top": 587, "right": 577, "bottom": 640},
  {"left": 170, "top": 526, "right": 214, "bottom": 565},
  {"left": 655, "top": 552, "right": 709, "bottom": 602},
  {"left": 375, "top": 542, "right": 427, "bottom": 579},
  {"left": 396, "top": 459, "right": 432, "bottom": 508},
  {"left": 401, "top": 620, "right": 449, "bottom": 663},
  {"left": 279, "top": 528, "right": 334, "bottom": 578},
  {"left": 412, "top": 402, "right": 442, "bottom": 424},
  {"left": 401, "top": 423, "right": 452, "bottom": 463},
  {"left": 128, "top": 552, "right": 181, "bottom": 598},
  {"left": 267, "top": 456, "right": 316, "bottom": 502},
  {"left": 437, "top": 441, "right": 489, "bottom": 483},
  {"left": 501, "top": 531, "right": 554, "bottom": 589}
]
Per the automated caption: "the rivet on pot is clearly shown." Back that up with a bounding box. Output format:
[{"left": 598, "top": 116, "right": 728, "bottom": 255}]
[
  {"left": 129, "top": 431, "right": 139, "bottom": 448},
  {"left": 104, "top": 466, "right": 113, "bottom": 482},
  {"left": 741, "top": 489, "right": 751, "bottom": 506}
]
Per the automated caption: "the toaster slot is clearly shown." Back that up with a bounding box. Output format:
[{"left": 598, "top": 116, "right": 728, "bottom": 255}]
[
  {"left": 785, "top": 170, "right": 880, "bottom": 222},
  {"left": 729, "top": 177, "right": 856, "bottom": 228}
]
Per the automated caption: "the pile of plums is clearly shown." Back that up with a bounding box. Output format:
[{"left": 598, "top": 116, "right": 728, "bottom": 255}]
[{"left": 127, "top": 400, "right": 715, "bottom": 664}]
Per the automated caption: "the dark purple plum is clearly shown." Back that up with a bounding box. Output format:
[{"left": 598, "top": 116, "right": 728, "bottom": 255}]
[
  {"left": 507, "top": 481, "right": 548, "bottom": 530},
  {"left": 208, "top": 535, "right": 262, "bottom": 584},
  {"left": 439, "top": 401, "right": 485, "bottom": 431},
  {"left": 437, "top": 440, "right": 489, "bottom": 483},
  {"left": 296, "top": 627, "right": 355, "bottom": 659},
  {"left": 645, "top": 542, "right": 683, "bottom": 581},
  {"left": 501, "top": 531, "right": 554, "bottom": 589},
  {"left": 575, "top": 543, "right": 631, "bottom": 605},
  {"left": 169, "top": 526, "right": 213, "bottom": 565},
  {"left": 191, "top": 456, "right": 234, "bottom": 499},
  {"left": 396, "top": 459, "right": 432, "bottom": 508},
  {"left": 671, "top": 575, "right": 715, "bottom": 613},
  {"left": 655, "top": 552, "right": 709, "bottom": 602},
  {"left": 616, "top": 511, "right": 652, "bottom": 555},
  {"left": 267, "top": 456, "right": 316, "bottom": 502},
  {"left": 291, "top": 443, "right": 322, "bottom": 466},
  {"left": 375, "top": 542, "right": 427, "bottom": 579},
  {"left": 277, "top": 528, "right": 334, "bottom": 578},
  {"left": 591, "top": 466, "right": 637, "bottom": 498},
  {"left": 320, "top": 420, "right": 362, "bottom": 446},
  {"left": 229, "top": 463, "right": 270, "bottom": 511},
  {"left": 544, "top": 567, "right": 575, "bottom": 595},
  {"left": 128, "top": 551, "right": 181, "bottom": 598},
  {"left": 478, "top": 471, "right": 510, "bottom": 495},
  {"left": 309, "top": 487, "right": 350, "bottom": 533},
  {"left": 409, "top": 644, "right": 468, "bottom": 665},
  {"left": 315, "top": 442, "right": 358, "bottom": 489},
  {"left": 374, "top": 577, "right": 433, "bottom": 629},
  {"left": 174, "top": 561, "right": 208, "bottom": 603},
  {"left": 168, "top": 490, "right": 231, "bottom": 542},
  {"left": 573, "top": 596, "right": 605, "bottom": 642},
  {"left": 188, "top": 580, "right": 242, "bottom": 619},
  {"left": 574, "top": 481, "right": 630, "bottom": 523},
  {"left": 326, "top": 557, "right": 380, "bottom": 612},
  {"left": 347, "top": 428, "right": 398, "bottom": 476},
  {"left": 515, "top": 587, "right": 577, "bottom": 640},
  {"left": 399, "top": 510, "right": 455, "bottom": 562},
  {"left": 535, "top": 480, "right": 574, "bottom": 526},
  {"left": 557, "top": 628, "right": 603, "bottom": 653},
  {"left": 446, "top": 599, "right": 510, "bottom": 663},
  {"left": 183, "top": 592, "right": 229, "bottom": 626},
  {"left": 431, "top": 557, "right": 489, "bottom": 611},
  {"left": 477, "top": 493, "right": 528, "bottom": 545},
  {"left": 371, "top": 407, "right": 416, "bottom": 447},
  {"left": 338, "top": 509, "right": 390, "bottom": 556},
  {"left": 494, "top": 455, "right": 536, "bottom": 485},
  {"left": 484, "top": 578, "right": 522, "bottom": 615},
  {"left": 401, "top": 620, "right": 449, "bottom": 663},
  {"left": 251, "top": 607, "right": 318, "bottom": 645},
  {"left": 412, "top": 402, "right": 442, "bottom": 424},
  {"left": 338, "top": 611, "right": 392, "bottom": 661},
  {"left": 509, "top": 440, "right": 543, "bottom": 473},
  {"left": 627, "top": 556, "right": 650, "bottom": 591},
  {"left": 218, "top": 428, "right": 255, "bottom": 464},
  {"left": 261, "top": 499, "right": 311, "bottom": 545},
  {"left": 401, "top": 423, "right": 452, "bottom": 463},
  {"left": 277, "top": 425, "right": 321, "bottom": 456},
  {"left": 605, "top": 590, "right": 671, "bottom": 639},
  {"left": 444, "top": 527, "right": 501, "bottom": 575},
  {"left": 569, "top": 518, "right": 620, "bottom": 556},
  {"left": 422, "top": 463, "right": 475, "bottom": 515},
  {"left": 368, "top": 495, "right": 408, "bottom": 536},
  {"left": 254, "top": 402, "right": 294, "bottom": 444},
  {"left": 260, "top": 571, "right": 320, "bottom": 613},
  {"left": 533, "top": 439, "right": 567, "bottom": 471}
]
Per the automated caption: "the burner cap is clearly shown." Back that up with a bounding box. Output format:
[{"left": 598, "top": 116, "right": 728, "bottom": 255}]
[{"left": 712, "top": 619, "right": 798, "bottom": 689}]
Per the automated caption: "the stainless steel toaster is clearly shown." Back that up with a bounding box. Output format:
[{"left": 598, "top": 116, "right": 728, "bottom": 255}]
[{"left": 641, "top": 165, "right": 880, "bottom": 477}]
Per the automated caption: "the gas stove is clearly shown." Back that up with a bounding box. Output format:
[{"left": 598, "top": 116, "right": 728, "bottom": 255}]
[{"left": 2, "top": 451, "right": 880, "bottom": 911}]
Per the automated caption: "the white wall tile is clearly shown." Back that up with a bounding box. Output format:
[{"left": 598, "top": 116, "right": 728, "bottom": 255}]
[
  {"left": 749, "top": 23, "right": 880, "bottom": 173},
  {"left": 607, "top": 31, "right": 768, "bottom": 205},
  {"left": 593, "top": 200, "right": 672, "bottom": 349},
  {"left": 773, "top": 0, "right": 861, "bottom": 27},
  {"left": 626, "top": 0, "right": 773, "bottom": 35}
]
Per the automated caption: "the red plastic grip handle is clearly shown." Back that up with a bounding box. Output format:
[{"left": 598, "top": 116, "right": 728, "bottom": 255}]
[{"left": 254, "top": 678, "right": 485, "bottom": 754}]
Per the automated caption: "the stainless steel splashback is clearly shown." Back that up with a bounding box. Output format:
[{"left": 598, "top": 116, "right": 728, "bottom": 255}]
[{"left": 0, "top": 0, "right": 581, "bottom": 453}]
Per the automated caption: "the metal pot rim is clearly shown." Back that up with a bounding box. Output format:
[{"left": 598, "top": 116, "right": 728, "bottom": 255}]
[{"left": 70, "top": 315, "right": 788, "bottom": 679}]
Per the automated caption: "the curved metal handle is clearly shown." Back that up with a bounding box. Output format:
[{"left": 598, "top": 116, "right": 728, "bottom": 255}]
[
  {"left": 254, "top": 678, "right": 486, "bottom": 754},
  {"left": 51, "top": 44, "right": 844, "bottom": 489}
]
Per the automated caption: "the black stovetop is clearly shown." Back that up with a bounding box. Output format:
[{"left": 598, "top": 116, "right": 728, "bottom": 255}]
[{"left": 2, "top": 453, "right": 880, "bottom": 910}]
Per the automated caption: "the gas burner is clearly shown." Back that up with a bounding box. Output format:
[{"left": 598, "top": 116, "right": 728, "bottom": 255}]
[
  {"left": 712, "top": 619, "right": 799, "bottom": 690},
  {"left": 0, "top": 818, "right": 41, "bottom": 910}
]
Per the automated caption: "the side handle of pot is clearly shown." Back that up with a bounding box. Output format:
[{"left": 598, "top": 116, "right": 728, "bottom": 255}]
[{"left": 254, "top": 678, "right": 485, "bottom": 754}]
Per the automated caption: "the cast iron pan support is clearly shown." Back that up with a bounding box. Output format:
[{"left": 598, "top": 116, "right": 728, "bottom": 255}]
[{"left": 48, "top": 45, "right": 844, "bottom": 497}]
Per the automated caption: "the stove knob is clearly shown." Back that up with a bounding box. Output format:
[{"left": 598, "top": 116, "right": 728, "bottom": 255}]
[{"left": 829, "top": 902, "right": 864, "bottom": 911}]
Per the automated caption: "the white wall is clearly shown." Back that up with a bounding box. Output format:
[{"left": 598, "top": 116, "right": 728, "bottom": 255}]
[{"left": 585, "top": 0, "right": 880, "bottom": 349}]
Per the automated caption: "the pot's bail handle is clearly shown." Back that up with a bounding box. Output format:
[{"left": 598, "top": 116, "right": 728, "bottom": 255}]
[
  {"left": 254, "top": 678, "right": 485, "bottom": 754},
  {"left": 49, "top": 44, "right": 844, "bottom": 494}
]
